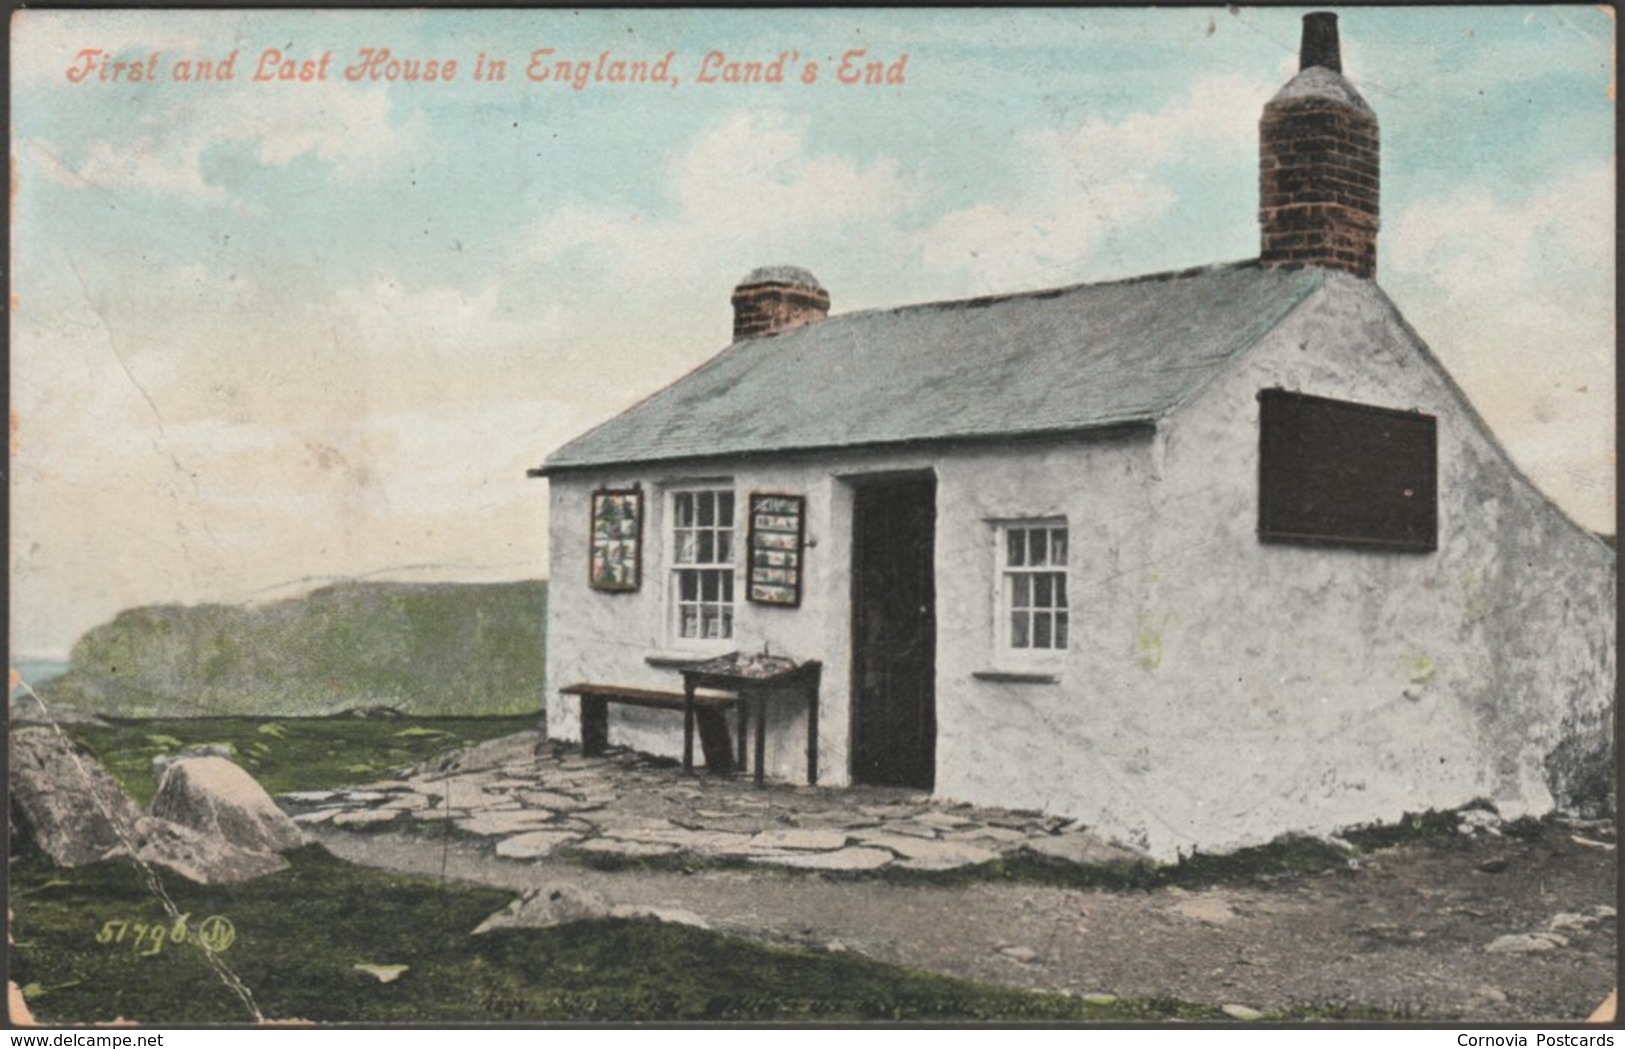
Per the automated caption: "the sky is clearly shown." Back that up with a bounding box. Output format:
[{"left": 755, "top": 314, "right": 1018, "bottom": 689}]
[{"left": 9, "top": 7, "right": 1616, "bottom": 656}]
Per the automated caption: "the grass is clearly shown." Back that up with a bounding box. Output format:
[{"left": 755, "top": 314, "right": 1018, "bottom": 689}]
[
  {"left": 61, "top": 715, "right": 533, "bottom": 806},
  {"left": 11, "top": 845, "right": 1236, "bottom": 1025}
]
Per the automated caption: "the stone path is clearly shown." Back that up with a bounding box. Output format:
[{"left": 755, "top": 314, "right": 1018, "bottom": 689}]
[{"left": 277, "top": 731, "right": 1143, "bottom": 873}]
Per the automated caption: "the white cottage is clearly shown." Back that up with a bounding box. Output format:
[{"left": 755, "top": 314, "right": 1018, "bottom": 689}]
[{"left": 531, "top": 13, "right": 1614, "bottom": 859}]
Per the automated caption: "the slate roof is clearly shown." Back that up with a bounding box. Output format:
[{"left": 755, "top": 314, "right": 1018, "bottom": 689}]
[{"left": 539, "top": 260, "right": 1327, "bottom": 474}]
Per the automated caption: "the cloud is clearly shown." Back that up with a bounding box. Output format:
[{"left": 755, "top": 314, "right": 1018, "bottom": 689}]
[
  {"left": 1386, "top": 162, "right": 1615, "bottom": 532},
  {"left": 11, "top": 10, "right": 206, "bottom": 84},
  {"left": 1389, "top": 164, "right": 1612, "bottom": 298},
  {"left": 916, "top": 72, "right": 1275, "bottom": 289},
  {"left": 527, "top": 109, "right": 918, "bottom": 285},
  {"left": 28, "top": 79, "right": 427, "bottom": 201}
]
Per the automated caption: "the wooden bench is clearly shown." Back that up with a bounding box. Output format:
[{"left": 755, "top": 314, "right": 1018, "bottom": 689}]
[{"left": 559, "top": 683, "right": 739, "bottom": 772}]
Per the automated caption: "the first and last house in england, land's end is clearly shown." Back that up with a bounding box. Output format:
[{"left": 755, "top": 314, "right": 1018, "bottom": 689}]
[{"left": 529, "top": 13, "right": 1616, "bottom": 861}]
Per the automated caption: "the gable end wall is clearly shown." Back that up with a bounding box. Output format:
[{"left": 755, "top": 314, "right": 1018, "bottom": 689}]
[{"left": 1112, "top": 273, "right": 1615, "bottom": 855}]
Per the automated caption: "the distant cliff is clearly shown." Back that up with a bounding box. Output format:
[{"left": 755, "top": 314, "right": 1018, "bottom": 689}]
[{"left": 36, "top": 581, "right": 546, "bottom": 717}]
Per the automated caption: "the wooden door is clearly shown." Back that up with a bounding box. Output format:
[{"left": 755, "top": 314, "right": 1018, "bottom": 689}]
[{"left": 850, "top": 476, "right": 937, "bottom": 789}]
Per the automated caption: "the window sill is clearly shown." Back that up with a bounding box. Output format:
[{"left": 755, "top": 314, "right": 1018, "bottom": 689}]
[{"left": 972, "top": 669, "right": 1059, "bottom": 685}]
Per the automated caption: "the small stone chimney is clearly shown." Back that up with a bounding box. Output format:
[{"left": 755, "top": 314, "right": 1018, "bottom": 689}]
[
  {"left": 1259, "top": 12, "right": 1380, "bottom": 278},
  {"left": 731, "top": 266, "right": 830, "bottom": 340}
]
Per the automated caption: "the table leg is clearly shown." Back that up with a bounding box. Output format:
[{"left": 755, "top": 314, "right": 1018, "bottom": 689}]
[
  {"left": 807, "top": 686, "right": 819, "bottom": 786},
  {"left": 682, "top": 677, "right": 696, "bottom": 774},
  {"left": 754, "top": 691, "right": 767, "bottom": 789}
]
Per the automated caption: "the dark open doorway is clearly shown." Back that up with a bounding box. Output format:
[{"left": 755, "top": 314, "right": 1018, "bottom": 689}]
[{"left": 850, "top": 474, "right": 937, "bottom": 790}]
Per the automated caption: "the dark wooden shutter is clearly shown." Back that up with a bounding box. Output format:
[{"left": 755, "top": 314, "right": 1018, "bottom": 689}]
[{"left": 1258, "top": 389, "right": 1437, "bottom": 552}]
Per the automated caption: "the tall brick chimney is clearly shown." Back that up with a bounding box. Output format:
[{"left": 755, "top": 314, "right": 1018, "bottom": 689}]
[
  {"left": 731, "top": 266, "right": 830, "bottom": 340},
  {"left": 1259, "top": 12, "right": 1380, "bottom": 278}
]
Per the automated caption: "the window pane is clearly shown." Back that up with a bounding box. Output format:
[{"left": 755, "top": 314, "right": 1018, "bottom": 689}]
[
  {"left": 1034, "top": 574, "right": 1053, "bottom": 608},
  {"left": 1034, "top": 612, "right": 1052, "bottom": 649},
  {"left": 1012, "top": 574, "right": 1030, "bottom": 608},
  {"left": 1051, "top": 528, "right": 1068, "bottom": 565},
  {"left": 671, "top": 489, "right": 737, "bottom": 645},
  {"left": 1007, "top": 529, "right": 1025, "bottom": 567},
  {"left": 1055, "top": 573, "right": 1068, "bottom": 608},
  {"left": 1054, "top": 612, "right": 1069, "bottom": 649},
  {"left": 1011, "top": 610, "right": 1029, "bottom": 648},
  {"left": 1030, "top": 530, "right": 1048, "bottom": 566}
]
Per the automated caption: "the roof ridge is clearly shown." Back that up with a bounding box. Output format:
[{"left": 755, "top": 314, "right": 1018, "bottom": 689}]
[{"left": 750, "top": 258, "right": 1266, "bottom": 336}]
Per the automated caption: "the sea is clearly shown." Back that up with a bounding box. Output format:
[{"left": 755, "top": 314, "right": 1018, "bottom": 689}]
[{"left": 10, "top": 658, "right": 69, "bottom": 700}]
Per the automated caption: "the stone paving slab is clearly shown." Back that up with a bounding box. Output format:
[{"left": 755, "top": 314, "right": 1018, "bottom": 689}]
[
  {"left": 495, "top": 830, "right": 582, "bottom": 860},
  {"left": 854, "top": 833, "right": 999, "bottom": 870},
  {"left": 752, "top": 847, "right": 894, "bottom": 871},
  {"left": 748, "top": 829, "right": 849, "bottom": 851},
  {"left": 277, "top": 732, "right": 1145, "bottom": 875},
  {"left": 456, "top": 811, "right": 557, "bottom": 836},
  {"left": 332, "top": 809, "right": 402, "bottom": 827}
]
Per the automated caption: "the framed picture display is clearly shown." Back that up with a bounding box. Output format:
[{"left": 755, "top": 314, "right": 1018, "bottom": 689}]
[
  {"left": 589, "top": 487, "right": 643, "bottom": 592},
  {"left": 747, "top": 493, "right": 806, "bottom": 607}
]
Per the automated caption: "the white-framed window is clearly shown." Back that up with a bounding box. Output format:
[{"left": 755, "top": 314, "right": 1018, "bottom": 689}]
[
  {"left": 998, "top": 521, "right": 1069, "bottom": 654},
  {"left": 669, "top": 487, "right": 736, "bottom": 642}
]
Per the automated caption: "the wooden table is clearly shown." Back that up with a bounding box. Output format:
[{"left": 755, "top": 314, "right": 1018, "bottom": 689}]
[{"left": 680, "top": 652, "right": 822, "bottom": 787}]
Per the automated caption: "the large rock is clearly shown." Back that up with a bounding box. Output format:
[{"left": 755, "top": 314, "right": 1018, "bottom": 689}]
[
  {"left": 9, "top": 730, "right": 286, "bottom": 884},
  {"left": 430, "top": 732, "right": 543, "bottom": 774},
  {"left": 473, "top": 885, "right": 709, "bottom": 934},
  {"left": 475, "top": 884, "right": 613, "bottom": 933},
  {"left": 128, "top": 816, "right": 288, "bottom": 884},
  {"left": 9, "top": 727, "right": 144, "bottom": 865},
  {"left": 152, "top": 757, "right": 303, "bottom": 853}
]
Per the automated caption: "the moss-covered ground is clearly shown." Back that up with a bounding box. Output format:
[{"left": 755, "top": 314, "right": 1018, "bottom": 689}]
[
  {"left": 11, "top": 845, "right": 1236, "bottom": 1024},
  {"left": 61, "top": 715, "right": 533, "bottom": 806}
]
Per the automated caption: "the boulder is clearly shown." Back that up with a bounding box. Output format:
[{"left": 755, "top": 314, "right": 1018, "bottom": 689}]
[
  {"left": 9, "top": 727, "right": 143, "bottom": 865},
  {"left": 152, "top": 757, "right": 303, "bottom": 853},
  {"left": 431, "top": 731, "right": 543, "bottom": 774},
  {"left": 128, "top": 816, "right": 287, "bottom": 885},
  {"left": 474, "top": 884, "right": 614, "bottom": 933},
  {"left": 473, "top": 885, "right": 710, "bottom": 934}
]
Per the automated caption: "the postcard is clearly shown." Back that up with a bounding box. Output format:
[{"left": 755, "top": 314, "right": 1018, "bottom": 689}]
[{"left": 8, "top": 6, "right": 1615, "bottom": 1028}]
